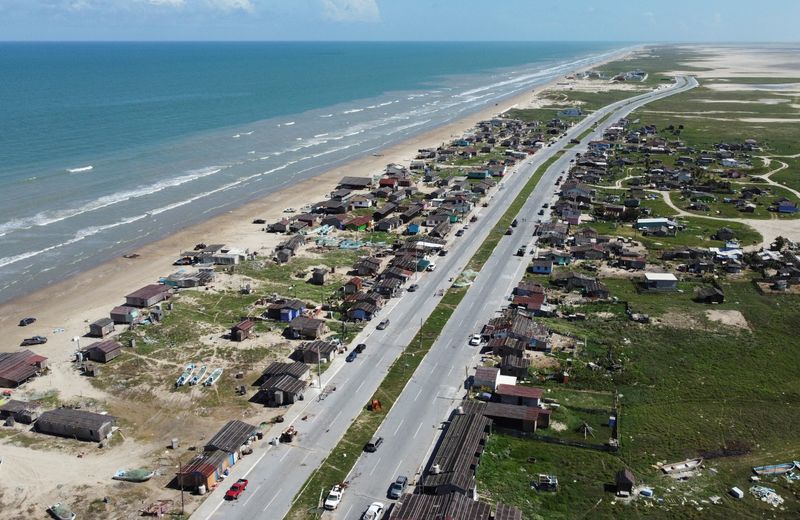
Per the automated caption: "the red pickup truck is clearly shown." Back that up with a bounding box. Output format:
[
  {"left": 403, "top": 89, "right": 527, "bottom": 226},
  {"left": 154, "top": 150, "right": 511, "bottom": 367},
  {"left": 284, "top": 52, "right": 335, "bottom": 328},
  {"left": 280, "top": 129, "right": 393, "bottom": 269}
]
[{"left": 225, "top": 479, "right": 249, "bottom": 500}]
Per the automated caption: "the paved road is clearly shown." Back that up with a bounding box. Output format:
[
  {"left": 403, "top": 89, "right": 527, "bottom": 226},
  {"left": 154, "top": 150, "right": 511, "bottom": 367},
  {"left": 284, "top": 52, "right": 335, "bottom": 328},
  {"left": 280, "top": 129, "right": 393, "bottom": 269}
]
[
  {"left": 190, "top": 75, "right": 696, "bottom": 520},
  {"left": 332, "top": 75, "right": 697, "bottom": 520}
]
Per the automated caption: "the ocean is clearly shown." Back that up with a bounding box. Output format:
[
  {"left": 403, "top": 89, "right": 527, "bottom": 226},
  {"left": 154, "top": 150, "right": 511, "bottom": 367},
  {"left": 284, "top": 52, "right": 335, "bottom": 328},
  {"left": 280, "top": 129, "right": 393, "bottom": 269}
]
[{"left": 0, "top": 41, "right": 626, "bottom": 303}]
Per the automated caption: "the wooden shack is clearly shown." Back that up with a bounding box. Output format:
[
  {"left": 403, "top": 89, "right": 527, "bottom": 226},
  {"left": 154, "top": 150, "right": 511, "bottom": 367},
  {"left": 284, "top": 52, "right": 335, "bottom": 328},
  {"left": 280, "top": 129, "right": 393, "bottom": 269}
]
[
  {"left": 230, "top": 320, "right": 255, "bottom": 342},
  {"left": 89, "top": 317, "right": 115, "bottom": 338}
]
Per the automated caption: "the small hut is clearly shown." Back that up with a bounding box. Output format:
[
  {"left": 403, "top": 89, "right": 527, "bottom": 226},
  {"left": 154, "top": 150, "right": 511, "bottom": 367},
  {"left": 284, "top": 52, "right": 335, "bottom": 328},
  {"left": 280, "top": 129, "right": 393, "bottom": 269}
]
[{"left": 616, "top": 468, "right": 636, "bottom": 496}]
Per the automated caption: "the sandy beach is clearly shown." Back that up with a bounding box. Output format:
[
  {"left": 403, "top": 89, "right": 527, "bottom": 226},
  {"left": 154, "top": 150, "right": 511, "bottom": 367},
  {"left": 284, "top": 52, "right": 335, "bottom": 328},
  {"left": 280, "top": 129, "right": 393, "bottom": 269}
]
[{"left": 0, "top": 50, "right": 637, "bottom": 352}]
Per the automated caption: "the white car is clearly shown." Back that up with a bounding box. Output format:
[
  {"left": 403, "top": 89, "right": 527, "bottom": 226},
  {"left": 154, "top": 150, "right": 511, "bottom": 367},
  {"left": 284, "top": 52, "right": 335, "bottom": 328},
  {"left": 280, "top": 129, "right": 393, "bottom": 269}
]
[
  {"left": 323, "top": 485, "right": 343, "bottom": 510},
  {"left": 362, "top": 501, "right": 385, "bottom": 520},
  {"left": 469, "top": 334, "right": 481, "bottom": 346},
  {"left": 426, "top": 263, "right": 436, "bottom": 272},
  {"left": 283, "top": 207, "right": 296, "bottom": 213}
]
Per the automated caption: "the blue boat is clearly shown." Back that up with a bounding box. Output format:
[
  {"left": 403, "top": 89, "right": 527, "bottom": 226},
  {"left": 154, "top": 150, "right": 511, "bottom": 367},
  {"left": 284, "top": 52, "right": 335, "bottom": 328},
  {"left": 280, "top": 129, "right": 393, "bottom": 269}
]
[
  {"left": 753, "top": 461, "right": 799, "bottom": 476},
  {"left": 175, "top": 363, "right": 195, "bottom": 387}
]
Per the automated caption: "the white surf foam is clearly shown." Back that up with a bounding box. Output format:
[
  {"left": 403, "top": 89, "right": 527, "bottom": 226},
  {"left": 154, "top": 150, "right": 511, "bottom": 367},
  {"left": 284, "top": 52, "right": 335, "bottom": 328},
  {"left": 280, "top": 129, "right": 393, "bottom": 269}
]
[{"left": 66, "top": 165, "right": 93, "bottom": 173}]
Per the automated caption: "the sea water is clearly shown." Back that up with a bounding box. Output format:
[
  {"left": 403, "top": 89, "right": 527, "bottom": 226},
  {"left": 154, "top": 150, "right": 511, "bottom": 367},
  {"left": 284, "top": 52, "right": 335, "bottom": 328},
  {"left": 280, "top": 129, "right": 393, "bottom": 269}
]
[{"left": 0, "top": 41, "right": 627, "bottom": 302}]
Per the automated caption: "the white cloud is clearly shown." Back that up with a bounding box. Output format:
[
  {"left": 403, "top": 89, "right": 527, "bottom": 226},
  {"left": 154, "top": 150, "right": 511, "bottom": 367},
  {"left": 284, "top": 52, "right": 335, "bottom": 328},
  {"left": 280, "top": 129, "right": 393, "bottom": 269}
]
[
  {"left": 321, "top": 0, "right": 380, "bottom": 23},
  {"left": 207, "top": 0, "right": 254, "bottom": 12},
  {"left": 148, "top": 0, "right": 185, "bottom": 6}
]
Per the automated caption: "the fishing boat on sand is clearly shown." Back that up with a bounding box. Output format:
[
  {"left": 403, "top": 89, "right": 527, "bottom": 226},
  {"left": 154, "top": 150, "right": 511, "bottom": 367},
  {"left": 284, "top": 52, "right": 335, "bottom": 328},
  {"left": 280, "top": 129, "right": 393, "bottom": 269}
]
[
  {"left": 753, "top": 461, "right": 799, "bottom": 476},
  {"left": 189, "top": 365, "right": 207, "bottom": 386},
  {"left": 203, "top": 368, "right": 223, "bottom": 386},
  {"left": 175, "top": 363, "right": 195, "bottom": 387},
  {"left": 48, "top": 503, "right": 76, "bottom": 520},
  {"left": 113, "top": 468, "right": 155, "bottom": 482}
]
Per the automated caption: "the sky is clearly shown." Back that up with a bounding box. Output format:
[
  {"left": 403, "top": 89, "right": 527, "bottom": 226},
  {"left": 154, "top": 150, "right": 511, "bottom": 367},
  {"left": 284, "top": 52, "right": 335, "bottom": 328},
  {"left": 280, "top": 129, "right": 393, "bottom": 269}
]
[{"left": 0, "top": 0, "right": 798, "bottom": 42}]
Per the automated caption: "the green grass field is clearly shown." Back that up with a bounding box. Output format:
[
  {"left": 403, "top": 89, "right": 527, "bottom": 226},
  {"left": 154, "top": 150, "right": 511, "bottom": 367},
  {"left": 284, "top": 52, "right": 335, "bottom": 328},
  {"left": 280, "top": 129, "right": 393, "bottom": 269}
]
[{"left": 480, "top": 281, "right": 800, "bottom": 519}]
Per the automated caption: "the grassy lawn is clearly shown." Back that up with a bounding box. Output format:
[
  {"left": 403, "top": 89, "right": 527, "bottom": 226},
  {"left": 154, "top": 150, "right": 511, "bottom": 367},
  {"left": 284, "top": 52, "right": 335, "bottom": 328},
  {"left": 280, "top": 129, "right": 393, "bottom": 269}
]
[
  {"left": 481, "top": 281, "right": 800, "bottom": 519},
  {"left": 769, "top": 157, "right": 800, "bottom": 193}
]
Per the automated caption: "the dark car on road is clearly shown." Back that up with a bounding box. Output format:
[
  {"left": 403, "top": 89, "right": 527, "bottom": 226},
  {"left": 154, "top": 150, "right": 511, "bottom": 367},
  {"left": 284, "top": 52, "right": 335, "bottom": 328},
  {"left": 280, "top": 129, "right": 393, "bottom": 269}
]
[
  {"left": 407, "top": 284, "right": 419, "bottom": 292},
  {"left": 538, "top": 209, "right": 545, "bottom": 215},
  {"left": 364, "top": 436, "right": 383, "bottom": 452},
  {"left": 455, "top": 229, "right": 465, "bottom": 237},
  {"left": 355, "top": 343, "right": 366, "bottom": 353},
  {"left": 20, "top": 336, "right": 47, "bottom": 346},
  {"left": 438, "top": 249, "right": 448, "bottom": 257},
  {"left": 388, "top": 475, "right": 408, "bottom": 499},
  {"left": 346, "top": 351, "right": 358, "bottom": 362},
  {"left": 18, "top": 317, "right": 36, "bottom": 327}
]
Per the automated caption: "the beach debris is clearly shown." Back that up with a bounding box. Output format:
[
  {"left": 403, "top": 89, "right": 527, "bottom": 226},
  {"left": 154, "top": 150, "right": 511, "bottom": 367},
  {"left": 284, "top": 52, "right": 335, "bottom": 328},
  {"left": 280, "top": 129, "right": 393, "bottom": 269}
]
[
  {"left": 750, "top": 485, "right": 783, "bottom": 507},
  {"left": 660, "top": 458, "right": 702, "bottom": 479},
  {"left": 709, "top": 495, "right": 722, "bottom": 504}
]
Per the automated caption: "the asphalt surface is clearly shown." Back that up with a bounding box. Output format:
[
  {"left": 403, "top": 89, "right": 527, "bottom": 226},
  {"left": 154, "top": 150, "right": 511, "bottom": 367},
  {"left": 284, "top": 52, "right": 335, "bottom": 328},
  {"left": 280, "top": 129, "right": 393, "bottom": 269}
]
[
  {"left": 331, "top": 76, "right": 697, "bottom": 520},
  {"left": 189, "top": 75, "right": 696, "bottom": 520}
]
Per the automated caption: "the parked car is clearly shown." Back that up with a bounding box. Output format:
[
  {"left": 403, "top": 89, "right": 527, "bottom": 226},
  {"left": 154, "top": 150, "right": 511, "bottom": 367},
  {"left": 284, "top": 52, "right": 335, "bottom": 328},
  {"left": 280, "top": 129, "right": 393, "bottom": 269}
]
[
  {"left": 426, "top": 263, "right": 436, "bottom": 272},
  {"left": 511, "top": 219, "right": 518, "bottom": 227},
  {"left": 346, "top": 351, "right": 358, "bottom": 362},
  {"left": 364, "top": 436, "right": 383, "bottom": 452},
  {"left": 537, "top": 209, "right": 545, "bottom": 215},
  {"left": 543, "top": 203, "right": 549, "bottom": 208},
  {"left": 468, "top": 334, "right": 481, "bottom": 346},
  {"left": 361, "top": 501, "right": 385, "bottom": 520},
  {"left": 20, "top": 336, "right": 47, "bottom": 346},
  {"left": 516, "top": 246, "right": 526, "bottom": 257},
  {"left": 505, "top": 227, "right": 513, "bottom": 235},
  {"left": 388, "top": 475, "right": 408, "bottom": 499},
  {"left": 438, "top": 249, "right": 448, "bottom": 257},
  {"left": 407, "top": 284, "right": 419, "bottom": 292},
  {"left": 18, "top": 317, "right": 36, "bottom": 327},
  {"left": 455, "top": 229, "right": 465, "bottom": 237},
  {"left": 355, "top": 343, "right": 367, "bottom": 353},
  {"left": 377, "top": 319, "right": 390, "bottom": 330},
  {"left": 224, "top": 479, "right": 249, "bottom": 500},
  {"left": 324, "top": 485, "right": 343, "bottom": 510}
]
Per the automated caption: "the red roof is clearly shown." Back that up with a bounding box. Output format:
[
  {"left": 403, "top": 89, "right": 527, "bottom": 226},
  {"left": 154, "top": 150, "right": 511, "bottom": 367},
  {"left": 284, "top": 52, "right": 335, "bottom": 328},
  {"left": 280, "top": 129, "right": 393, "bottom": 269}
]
[
  {"left": 511, "top": 294, "right": 545, "bottom": 310},
  {"left": 346, "top": 277, "right": 363, "bottom": 288},
  {"left": 234, "top": 319, "right": 255, "bottom": 331},
  {"left": 495, "top": 384, "right": 544, "bottom": 399},
  {"left": 346, "top": 216, "right": 372, "bottom": 227}
]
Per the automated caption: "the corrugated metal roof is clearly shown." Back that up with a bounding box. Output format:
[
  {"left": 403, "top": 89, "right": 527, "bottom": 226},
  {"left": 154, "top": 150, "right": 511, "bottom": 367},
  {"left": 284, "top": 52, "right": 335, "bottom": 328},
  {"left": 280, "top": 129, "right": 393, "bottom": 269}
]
[{"left": 205, "top": 420, "right": 257, "bottom": 453}]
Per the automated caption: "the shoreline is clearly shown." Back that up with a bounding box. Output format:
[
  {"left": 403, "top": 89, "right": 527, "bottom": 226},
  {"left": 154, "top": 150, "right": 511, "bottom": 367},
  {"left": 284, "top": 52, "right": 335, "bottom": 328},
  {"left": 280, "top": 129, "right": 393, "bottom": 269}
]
[{"left": 0, "top": 47, "right": 636, "bottom": 348}]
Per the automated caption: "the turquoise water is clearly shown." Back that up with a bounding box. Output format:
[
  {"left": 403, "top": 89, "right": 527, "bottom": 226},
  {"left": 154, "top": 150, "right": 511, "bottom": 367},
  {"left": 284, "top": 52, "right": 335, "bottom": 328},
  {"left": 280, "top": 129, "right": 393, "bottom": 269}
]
[{"left": 0, "top": 42, "right": 626, "bottom": 302}]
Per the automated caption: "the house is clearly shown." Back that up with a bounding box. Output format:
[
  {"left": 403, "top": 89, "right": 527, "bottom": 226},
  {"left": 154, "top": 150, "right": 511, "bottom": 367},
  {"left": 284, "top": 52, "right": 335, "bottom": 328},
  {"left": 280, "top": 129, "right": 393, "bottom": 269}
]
[
  {"left": 0, "top": 350, "right": 48, "bottom": 388},
  {"left": 125, "top": 284, "right": 171, "bottom": 308},
  {"left": 89, "top": 317, "right": 115, "bottom": 338},
  {"left": 374, "top": 277, "right": 403, "bottom": 298},
  {"left": 429, "top": 221, "right": 451, "bottom": 239},
  {"left": 482, "top": 402, "right": 551, "bottom": 432},
  {"left": 617, "top": 255, "right": 646, "bottom": 270},
  {"left": 177, "top": 420, "right": 258, "bottom": 491},
  {"left": 256, "top": 375, "right": 308, "bottom": 407},
  {"left": 616, "top": 469, "right": 636, "bottom": 496},
  {"left": 375, "top": 216, "right": 401, "bottom": 231},
  {"left": 255, "top": 361, "right": 310, "bottom": 386},
  {"left": 500, "top": 355, "right": 531, "bottom": 379},
  {"left": 494, "top": 384, "right": 542, "bottom": 407},
  {"left": 528, "top": 259, "right": 553, "bottom": 275},
  {"left": 388, "top": 491, "right": 522, "bottom": 520},
  {"left": 406, "top": 223, "right": 420, "bottom": 235},
  {"left": 109, "top": 305, "right": 140, "bottom": 325},
  {"left": 285, "top": 316, "right": 327, "bottom": 339},
  {"left": 510, "top": 294, "right": 546, "bottom": 314},
  {"left": 514, "top": 280, "right": 546, "bottom": 296},
  {"left": 311, "top": 268, "right": 327, "bottom": 286},
  {"left": 644, "top": 272, "right": 678, "bottom": 291},
  {"left": 635, "top": 217, "right": 678, "bottom": 231},
  {"left": 35, "top": 408, "right": 117, "bottom": 442},
  {"left": 348, "top": 193, "right": 373, "bottom": 208},
  {"left": 488, "top": 337, "right": 526, "bottom": 358},
  {"left": 695, "top": 286, "right": 725, "bottom": 304},
  {"left": 82, "top": 340, "right": 123, "bottom": 363},
  {"left": 473, "top": 366, "right": 500, "bottom": 391},
  {"left": 338, "top": 176, "right": 373, "bottom": 189},
  {"left": 176, "top": 451, "right": 230, "bottom": 493},
  {"left": 373, "top": 203, "right": 398, "bottom": 221},
  {"left": 467, "top": 170, "right": 491, "bottom": 180},
  {"left": 321, "top": 214, "right": 348, "bottom": 230},
  {"left": 265, "top": 299, "right": 306, "bottom": 322},
  {"left": 275, "top": 234, "right": 305, "bottom": 264},
  {"left": 571, "top": 244, "right": 606, "bottom": 260},
  {"left": 347, "top": 301, "right": 379, "bottom": 321},
  {"left": 776, "top": 200, "right": 799, "bottom": 214},
  {"left": 355, "top": 256, "right": 382, "bottom": 277},
  {"left": 416, "top": 404, "right": 491, "bottom": 497},
  {"left": 400, "top": 204, "right": 424, "bottom": 223},
  {"left": 295, "top": 340, "right": 338, "bottom": 364},
  {"left": 342, "top": 277, "right": 363, "bottom": 295},
  {"left": 583, "top": 280, "right": 610, "bottom": 299},
  {"left": 0, "top": 399, "right": 41, "bottom": 424},
  {"left": 230, "top": 320, "right": 255, "bottom": 342},
  {"left": 345, "top": 215, "right": 372, "bottom": 231}
]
